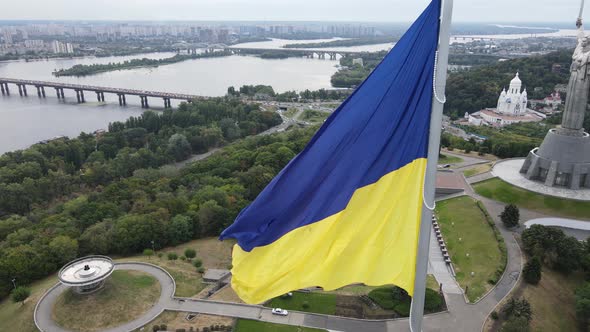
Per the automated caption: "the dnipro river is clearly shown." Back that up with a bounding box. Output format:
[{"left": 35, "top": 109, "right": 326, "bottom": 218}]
[
  {"left": 0, "top": 29, "right": 574, "bottom": 153},
  {"left": 0, "top": 38, "right": 392, "bottom": 153}
]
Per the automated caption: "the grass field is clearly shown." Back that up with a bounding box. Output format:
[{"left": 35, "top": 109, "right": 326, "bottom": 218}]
[
  {"left": 52, "top": 270, "right": 160, "bottom": 331},
  {"left": 283, "top": 108, "right": 298, "bottom": 119},
  {"left": 524, "top": 269, "right": 585, "bottom": 332},
  {"left": 235, "top": 319, "right": 326, "bottom": 332},
  {"left": 0, "top": 237, "right": 233, "bottom": 332},
  {"left": 439, "top": 154, "right": 464, "bottom": 165},
  {"left": 0, "top": 274, "right": 58, "bottom": 332},
  {"left": 267, "top": 292, "right": 337, "bottom": 315},
  {"left": 436, "top": 196, "right": 503, "bottom": 302},
  {"left": 301, "top": 109, "right": 329, "bottom": 123},
  {"left": 117, "top": 237, "right": 233, "bottom": 297},
  {"left": 474, "top": 178, "right": 590, "bottom": 220},
  {"left": 462, "top": 163, "right": 492, "bottom": 178}
]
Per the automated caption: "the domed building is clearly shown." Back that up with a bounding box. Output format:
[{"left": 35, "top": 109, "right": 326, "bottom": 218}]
[
  {"left": 496, "top": 73, "right": 528, "bottom": 116},
  {"left": 467, "top": 73, "right": 544, "bottom": 127}
]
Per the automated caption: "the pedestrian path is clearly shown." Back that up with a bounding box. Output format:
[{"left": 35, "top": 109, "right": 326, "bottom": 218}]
[{"left": 428, "top": 227, "right": 463, "bottom": 295}]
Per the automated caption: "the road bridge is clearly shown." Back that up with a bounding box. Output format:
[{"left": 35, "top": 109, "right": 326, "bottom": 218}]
[{"left": 0, "top": 78, "right": 206, "bottom": 108}]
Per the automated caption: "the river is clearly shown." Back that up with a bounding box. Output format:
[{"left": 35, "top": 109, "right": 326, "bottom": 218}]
[
  {"left": 0, "top": 31, "right": 575, "bottom": 154},
  {"left": 0, "top": 40, "right": 355, "bottom": 153}
]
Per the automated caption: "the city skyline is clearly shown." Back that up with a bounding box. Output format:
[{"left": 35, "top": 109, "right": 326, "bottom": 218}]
[{"left": 0, "top": 0, "right": 587, "bottom": 23}]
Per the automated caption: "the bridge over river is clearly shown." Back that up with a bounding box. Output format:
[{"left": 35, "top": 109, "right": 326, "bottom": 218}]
[{"left": 0, "top": 78, "right": 206, "bottom": 108}]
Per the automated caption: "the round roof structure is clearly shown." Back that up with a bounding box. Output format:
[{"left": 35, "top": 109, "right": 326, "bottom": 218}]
[
  {"left": 58, "top": 255, "right": 115, "bottom": 287},
  {"left": 510, "top": 72, "right": 521, "bottom": 86}
]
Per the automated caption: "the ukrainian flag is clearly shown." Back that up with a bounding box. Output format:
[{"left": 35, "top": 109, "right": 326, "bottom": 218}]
[{"left": 220, "top": 0, "right": 442, "bottom": 304}]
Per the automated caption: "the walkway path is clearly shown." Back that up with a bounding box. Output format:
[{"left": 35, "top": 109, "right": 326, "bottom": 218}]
[
  {"left": 35, "top": 174, "right": 527, "bottom": 332},
  {"left": 34, "top": 263, "right": 176, "bottom": 332},
  {"left": 493, "top": 159, "right": 590, "bottom": 201}
]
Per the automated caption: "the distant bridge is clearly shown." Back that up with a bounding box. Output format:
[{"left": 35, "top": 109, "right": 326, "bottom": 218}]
[{"left": 0, "top": 78, "right": 205, "bottom": 108}]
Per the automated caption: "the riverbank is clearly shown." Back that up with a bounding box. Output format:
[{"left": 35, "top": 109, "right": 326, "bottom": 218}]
[
  {"left": 53, "top": 51, "right": 233, "bottom": 77},
  {"left": 283, "top": 36, "right": 397, "bottom": 49}
]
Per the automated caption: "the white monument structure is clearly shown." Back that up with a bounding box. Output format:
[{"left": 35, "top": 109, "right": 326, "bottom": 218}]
[
  {"left": 468, "top": 73, "right": 544, "bottom": 127},
  {"left": 496, "top": 73, "right": 528, "bottom": 116},
  {"left": 58, "top": 256, "right": 115, "bottom": 294},
  {"left": 520, "top": 17, "right": 590, "bottom": 189}
]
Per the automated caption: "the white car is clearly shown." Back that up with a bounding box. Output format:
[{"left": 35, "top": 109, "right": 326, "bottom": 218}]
[{"left": 271, "top": 308, "right": 289, "bottom": 316}]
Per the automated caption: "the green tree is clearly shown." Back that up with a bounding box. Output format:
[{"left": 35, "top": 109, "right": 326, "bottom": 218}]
[
  {"left": 197, "top": 200, "right": 227, "bottom": 236},
  {"left": 49, "top": 235, "right": 79, "bottom": 266},
  {"left": 11, "top": 286, "right": 31, "bottom": 305},
  {"left": 184, "top": 248, "right": 196, "bottom": 260},
  {"left": 500, "top": 204, "right": 520, "bottom": 228},
  {"left": 167, "top": 134, "right": 192, "bottom": 162},
  {"left": 143, "top": 248, "right": 154, "bottom": 258},
  {"left": 167, "top": 252, "right": 178, "bottom": 260},
  {"left": 502, "top": 298, "right": 532, "bottom": 322},
  {"left": 575, "top": 282, "right": 590, "bottom": 329},
  {"left": 78, "top": 221, "right": 112, "bottom": 255},
  {"left": 193, "top": 259, "right": 203, "bottom": 268},
  {"left": 523, "top": 257, "right": 542, "bottom": 285},
  {"left": 167, "top": 215, "right": 193, "bottom": 246}
]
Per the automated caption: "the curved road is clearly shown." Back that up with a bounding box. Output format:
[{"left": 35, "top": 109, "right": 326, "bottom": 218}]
[
  {"left": 35, "top": 158, "right": 525, "bottom": 332},
  {"left": 34, "top": 263, "right": 176, "bottom": 332}
]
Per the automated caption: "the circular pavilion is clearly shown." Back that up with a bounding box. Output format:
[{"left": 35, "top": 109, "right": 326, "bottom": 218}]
[{"left": 58, "top": 255, "right": 115, "bottom": 294}]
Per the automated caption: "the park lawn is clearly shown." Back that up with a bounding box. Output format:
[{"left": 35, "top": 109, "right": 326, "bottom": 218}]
[
  {"left": 473, "top": 178, "right": 590, "bottom": 220},
  {"left": 441, "top": 148, "right": 498, "bottom": 161},
  {"left": 301, "top": 109, "right": 329, "bottom": 123},
  {"left": 438, "top": 154, "right": 464, "bottom": 165},
  {"left": 0, "top": 237, "right": 232, "bottom": 331},
  {"left": 52, "top": 270, "right": 160, "bottom": 332},
  {"left": 118, "top": 237, "right": 234, "bottom": 297},
  {"left": 235, "top": 319, "right": 326, "bottom": 332},
  {"left": 283, "top": 108, "right": 298, "bottom": 118},
  {"left": 0, "top": 274, "right": 58, "bottom": 332},
  {"left": 267, "top": 292, "right": 337, "bottom": 315},
  {"left": 523, "top": 269, "right": 585, "bottom": 332},
  {"left": 436, "top": 196, "right": 503, "bottom": 302},
  {"left": 462, "top": 163, "right": 492, "bottom": 178}
]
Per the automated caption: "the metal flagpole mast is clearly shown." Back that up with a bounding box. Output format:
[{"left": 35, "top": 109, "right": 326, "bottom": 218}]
[
  {"left": 409, "top": 0, "right": 453, "bottom": 331},
  {"left": 579, "top": 0, "right": 585, "bottom": 20}
]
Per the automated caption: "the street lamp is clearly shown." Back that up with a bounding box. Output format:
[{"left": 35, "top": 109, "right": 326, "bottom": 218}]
[
  {"left": 11, "top": 278, "right": 16, "bottom": 290},
  {"left": 151, "top": 240, "right": 155, "bottom": 253}
]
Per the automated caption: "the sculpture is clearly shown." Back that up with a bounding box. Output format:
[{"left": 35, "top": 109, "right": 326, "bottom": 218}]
[{"left": 561, "top": 17, "right": 590, "bottom": 136}]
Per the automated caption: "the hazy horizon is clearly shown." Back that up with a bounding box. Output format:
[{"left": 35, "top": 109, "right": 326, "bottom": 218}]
[{"left": 0, "top": 0, "right": 587, "bottom": 24}]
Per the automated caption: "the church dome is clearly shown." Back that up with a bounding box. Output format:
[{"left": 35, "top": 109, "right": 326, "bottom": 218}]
[{"left": 510, "top": 72, "right": 521, "bottom": 85}]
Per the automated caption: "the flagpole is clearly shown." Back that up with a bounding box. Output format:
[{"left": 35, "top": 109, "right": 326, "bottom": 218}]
[{"left": 409, "top": 0, "right": 453, "bottom": 331}]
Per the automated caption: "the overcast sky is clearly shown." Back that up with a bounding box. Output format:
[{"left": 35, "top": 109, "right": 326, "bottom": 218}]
[{"left": 0, "top": 0, "right": 586, "bottom": 23}]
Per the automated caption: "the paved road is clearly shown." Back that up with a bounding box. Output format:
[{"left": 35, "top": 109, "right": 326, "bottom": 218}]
[
  {"left": 34, "top": 263, "right": 176, "bottom": 332},
  {"left": 35, "top": 149, "right": 529, "bottom": 332}
]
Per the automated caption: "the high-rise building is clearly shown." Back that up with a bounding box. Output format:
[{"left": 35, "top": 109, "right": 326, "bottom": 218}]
[
  {"left": 51, "top": 40, "right": 74, "bottom": 54},
  {"left": 2, "top": 31, "right": 13, "bottom": 45}
]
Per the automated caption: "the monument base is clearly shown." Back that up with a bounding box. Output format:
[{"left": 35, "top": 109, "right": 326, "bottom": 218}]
[{"left": 520, "top": 129, "right": 590, "bottom": 189}]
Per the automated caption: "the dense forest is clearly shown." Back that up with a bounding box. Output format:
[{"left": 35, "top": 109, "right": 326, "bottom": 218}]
[
  {"left": 331, "top": 51, "right": 387, "bottom": 88},
  {"left": 444, "top": 49, "right": 573, "bottom": 119},
  {"left": 0, "top": 98, "right": 287, "bottom": 299},
  {"left": 227, "top": 84, "right": 352, "bottom": 101}
]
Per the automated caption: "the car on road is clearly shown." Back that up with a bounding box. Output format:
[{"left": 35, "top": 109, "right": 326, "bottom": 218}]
[{"left": 272, "top": 308, "right": 289, "bottom": 316}]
